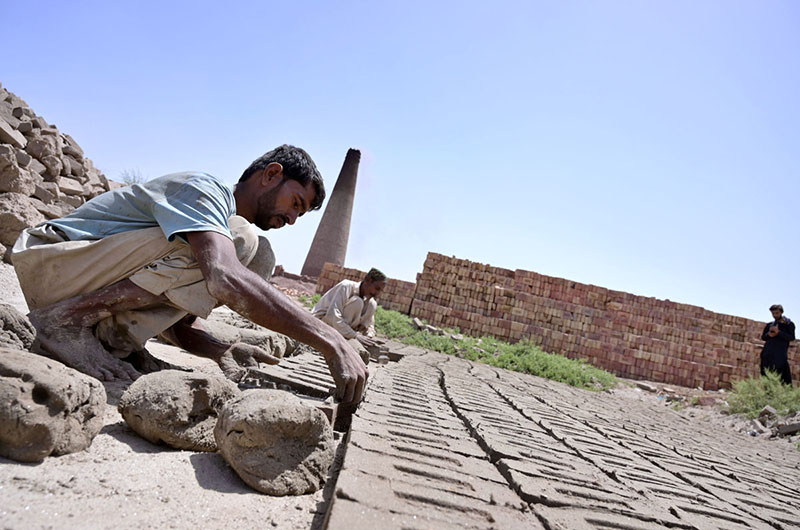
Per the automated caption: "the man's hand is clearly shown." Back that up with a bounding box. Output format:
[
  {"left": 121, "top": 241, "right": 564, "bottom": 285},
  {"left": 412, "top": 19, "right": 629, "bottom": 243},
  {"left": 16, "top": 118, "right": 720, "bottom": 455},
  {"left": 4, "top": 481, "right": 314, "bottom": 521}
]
[
  {"left": 325, "top": 338, "right": 369, "bottom": 406},
  {"left": 219, "top": 342, "right": 280, "bottom": 382},
  {"left": 356, "top": 334, "right": 380, "bottom": 348},
  {"left": 768, "top": 325, "right": 780, "bottom": 338}
]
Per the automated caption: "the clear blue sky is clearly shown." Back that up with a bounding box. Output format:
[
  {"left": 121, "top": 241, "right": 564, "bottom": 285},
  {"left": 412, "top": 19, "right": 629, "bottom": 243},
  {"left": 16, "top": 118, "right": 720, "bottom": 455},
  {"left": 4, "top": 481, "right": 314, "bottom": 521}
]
[{"left": 2, "top": 1, "right": 797, "bottom": 322}]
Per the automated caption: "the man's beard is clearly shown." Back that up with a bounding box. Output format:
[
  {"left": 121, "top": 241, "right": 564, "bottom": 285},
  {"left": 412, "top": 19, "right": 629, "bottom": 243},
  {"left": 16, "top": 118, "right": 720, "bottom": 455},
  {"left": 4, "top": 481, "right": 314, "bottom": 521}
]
[{"left": 254, "top": 180, "right": 287, "bottom": 230}]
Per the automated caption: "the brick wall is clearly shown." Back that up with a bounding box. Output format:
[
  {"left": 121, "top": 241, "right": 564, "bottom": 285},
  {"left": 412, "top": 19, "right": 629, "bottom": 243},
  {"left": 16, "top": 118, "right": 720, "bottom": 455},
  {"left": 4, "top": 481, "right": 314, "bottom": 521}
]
[
  {"left": 315, "top": 263, "right": 416, "bottom": 314},
  {"left": 314, "top": 254, "right": 794, "bottom": 390},
  {"left": 410, "top": 253, "right": 795, "bottom": 390}
]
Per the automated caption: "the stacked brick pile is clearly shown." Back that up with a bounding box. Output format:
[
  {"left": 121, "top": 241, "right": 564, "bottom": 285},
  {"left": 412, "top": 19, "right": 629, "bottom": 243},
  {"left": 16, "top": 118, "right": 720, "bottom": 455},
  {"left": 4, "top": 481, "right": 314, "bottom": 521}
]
[
  {"left": 315, "top": 263, "right": 416, "bottom": 314},
  {"left": 411, "top": 253, "right": 788, "bottom": 390},
  {"left": 0, "top": 82, "right": 121, "bottom": 261}
]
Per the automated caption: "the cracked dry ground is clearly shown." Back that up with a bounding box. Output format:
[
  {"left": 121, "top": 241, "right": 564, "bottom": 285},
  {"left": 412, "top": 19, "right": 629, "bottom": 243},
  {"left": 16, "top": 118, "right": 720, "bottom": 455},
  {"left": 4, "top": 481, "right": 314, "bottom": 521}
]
[{"left": 325, "top": 346, "right": 800, "bottom": 530}]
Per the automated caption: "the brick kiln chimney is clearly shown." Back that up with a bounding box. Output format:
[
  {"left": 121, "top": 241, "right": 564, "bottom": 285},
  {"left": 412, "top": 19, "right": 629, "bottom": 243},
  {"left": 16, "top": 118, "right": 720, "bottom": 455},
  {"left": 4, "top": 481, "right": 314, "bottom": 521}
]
[{"left": 300, "top": 148, "right": 360, "bottom": 277}]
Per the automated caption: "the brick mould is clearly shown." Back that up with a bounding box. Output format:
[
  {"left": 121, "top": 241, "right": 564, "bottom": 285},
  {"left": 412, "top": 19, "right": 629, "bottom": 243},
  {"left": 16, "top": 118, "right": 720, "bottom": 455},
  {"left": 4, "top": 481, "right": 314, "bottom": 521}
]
[{"left": 315, "top": 255, "right": 795, "bottom": 390}]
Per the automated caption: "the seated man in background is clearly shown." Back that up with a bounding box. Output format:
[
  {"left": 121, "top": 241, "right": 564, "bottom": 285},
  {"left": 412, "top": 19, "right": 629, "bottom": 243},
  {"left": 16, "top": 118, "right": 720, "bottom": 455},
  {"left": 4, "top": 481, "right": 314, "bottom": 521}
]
[{"left": 312, "top": 268, "right": 386, "bottom": 363}]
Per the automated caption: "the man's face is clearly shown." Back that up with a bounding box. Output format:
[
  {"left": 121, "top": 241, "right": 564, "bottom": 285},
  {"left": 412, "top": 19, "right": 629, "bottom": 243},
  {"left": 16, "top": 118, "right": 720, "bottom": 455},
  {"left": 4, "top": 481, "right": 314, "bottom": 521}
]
[
  {"left": 254, "top": 178, "right": 316, "bottom": 231},
  {"left": 362, "top": 279, "right": 386, "bottom": 300},
  {"left": 771, "top": 309, "right": 783, "bottom": 321}
]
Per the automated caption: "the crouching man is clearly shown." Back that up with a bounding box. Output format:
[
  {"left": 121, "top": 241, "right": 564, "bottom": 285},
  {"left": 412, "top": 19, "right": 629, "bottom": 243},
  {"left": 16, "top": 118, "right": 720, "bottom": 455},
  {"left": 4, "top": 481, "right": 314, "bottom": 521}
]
[
  {"left": 312, "top": 268, "right": 386, "bottom": 364},
  {"left": 11, "top": 145, "right": 368, "bottom": 406}
]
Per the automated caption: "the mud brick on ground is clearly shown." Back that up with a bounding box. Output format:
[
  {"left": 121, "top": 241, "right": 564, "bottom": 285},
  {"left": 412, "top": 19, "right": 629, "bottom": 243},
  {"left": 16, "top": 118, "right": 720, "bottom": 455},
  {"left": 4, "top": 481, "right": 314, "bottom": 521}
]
[{"left": 325, "top": 349, "right": 800, "bottom": 530}]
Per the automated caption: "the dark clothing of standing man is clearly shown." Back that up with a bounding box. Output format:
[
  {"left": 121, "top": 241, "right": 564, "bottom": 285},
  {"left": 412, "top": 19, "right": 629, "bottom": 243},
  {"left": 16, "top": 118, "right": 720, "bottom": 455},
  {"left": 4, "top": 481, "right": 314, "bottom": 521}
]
[{"left": 760, "top": 304, "right": 795, "bottom": 385}]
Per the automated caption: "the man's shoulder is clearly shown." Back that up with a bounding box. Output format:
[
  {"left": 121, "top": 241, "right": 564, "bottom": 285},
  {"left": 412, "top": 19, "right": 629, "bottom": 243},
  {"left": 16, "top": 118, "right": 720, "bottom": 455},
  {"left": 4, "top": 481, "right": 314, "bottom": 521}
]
[{"left": 145, "top": 171, "right": 229, "bottom": 191}]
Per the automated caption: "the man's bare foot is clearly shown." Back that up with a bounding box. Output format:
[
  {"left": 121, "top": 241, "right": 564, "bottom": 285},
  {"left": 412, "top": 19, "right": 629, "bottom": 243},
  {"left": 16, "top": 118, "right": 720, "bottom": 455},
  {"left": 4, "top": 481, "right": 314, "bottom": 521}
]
[
  {"left": 28, "top": 309, "right": 141, "bottom": 382},
  {"left": 218, "top": 342, "right": 280, "bottom": 382}
]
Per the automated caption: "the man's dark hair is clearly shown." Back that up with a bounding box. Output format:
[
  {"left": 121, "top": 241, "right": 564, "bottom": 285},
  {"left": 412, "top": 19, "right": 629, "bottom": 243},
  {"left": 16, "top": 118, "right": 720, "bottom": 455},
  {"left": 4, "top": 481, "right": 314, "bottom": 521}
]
[
  {"left": 770, "top": 304, "right": 784, "bottom": 313},
  {"left": 239, "top": 144, "right": 326, "bottom": 211},
  {"left": 365, "top": 268, "right": 387, "bottom": 282}
]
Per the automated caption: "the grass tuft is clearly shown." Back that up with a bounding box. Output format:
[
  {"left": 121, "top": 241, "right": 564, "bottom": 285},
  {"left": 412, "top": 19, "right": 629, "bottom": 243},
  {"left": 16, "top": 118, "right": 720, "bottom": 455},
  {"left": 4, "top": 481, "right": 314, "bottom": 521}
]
[
  {"left": 374, "top": 307, "right": 616, "bottom": 391},
  {"left": 726, "top": 371, "right": 800, "bottom": 419},
  {"left": 298, "top": 293, "right": 321, "bottom": 309}
]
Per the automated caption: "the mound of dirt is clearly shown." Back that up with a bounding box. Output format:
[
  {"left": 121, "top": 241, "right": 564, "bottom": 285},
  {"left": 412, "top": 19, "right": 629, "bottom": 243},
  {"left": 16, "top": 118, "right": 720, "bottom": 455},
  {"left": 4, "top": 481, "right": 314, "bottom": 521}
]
[
  {"left": 0, "top": 347, "right": 106, "bottom": 462},
  {"left": 214, "top": 389, "right": 334, "bottom": 495},
  {"left": 118, "top": 370, "right": 240, "bottom": 451}
]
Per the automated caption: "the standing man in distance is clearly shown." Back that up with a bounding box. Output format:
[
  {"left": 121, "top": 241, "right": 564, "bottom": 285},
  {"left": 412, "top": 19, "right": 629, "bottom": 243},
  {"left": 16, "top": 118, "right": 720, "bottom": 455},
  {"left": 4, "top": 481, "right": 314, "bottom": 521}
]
[
  {"left": 12, "top": 145, "right": 369, "bottom": 406},
  {"left": 760, "top": 304, "right": 795, "bottom": 385},
  {"left": 312, "top": 268, "right": 386, "bottom": 363}
]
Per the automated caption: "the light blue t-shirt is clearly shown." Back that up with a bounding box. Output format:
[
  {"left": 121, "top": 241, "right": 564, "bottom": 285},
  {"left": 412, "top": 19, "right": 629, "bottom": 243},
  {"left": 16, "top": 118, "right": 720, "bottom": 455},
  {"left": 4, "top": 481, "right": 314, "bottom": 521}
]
[{"left": 47, "top": 172, "right": 237, "bottom": 242}]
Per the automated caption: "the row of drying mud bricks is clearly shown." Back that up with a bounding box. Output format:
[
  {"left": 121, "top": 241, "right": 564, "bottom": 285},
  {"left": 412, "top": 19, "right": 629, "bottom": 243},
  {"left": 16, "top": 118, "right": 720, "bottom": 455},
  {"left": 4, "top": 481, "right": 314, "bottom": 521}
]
[
  {"left": 315, "top": 263, "right": 417, "bottom": 314},
  {"left": 411, "top": 253, "right": 793, "bottom": 390}
]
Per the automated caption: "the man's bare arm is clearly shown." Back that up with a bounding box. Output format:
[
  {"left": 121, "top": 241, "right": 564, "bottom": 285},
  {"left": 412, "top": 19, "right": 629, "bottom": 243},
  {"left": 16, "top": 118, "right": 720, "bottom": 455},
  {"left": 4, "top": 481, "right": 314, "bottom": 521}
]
[{"left": 186, "top": 230, "right": 368, "bottom": 404}]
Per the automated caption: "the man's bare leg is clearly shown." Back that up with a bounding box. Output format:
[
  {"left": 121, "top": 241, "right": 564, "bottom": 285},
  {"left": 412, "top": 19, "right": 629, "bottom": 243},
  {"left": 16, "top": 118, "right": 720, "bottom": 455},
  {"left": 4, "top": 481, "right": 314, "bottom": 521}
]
[
  {"left": 162, "top": 316, "right": 280, "bottom": 381},
  {"left": 28, "top": 279, "right": 169, "bottom": 381}
]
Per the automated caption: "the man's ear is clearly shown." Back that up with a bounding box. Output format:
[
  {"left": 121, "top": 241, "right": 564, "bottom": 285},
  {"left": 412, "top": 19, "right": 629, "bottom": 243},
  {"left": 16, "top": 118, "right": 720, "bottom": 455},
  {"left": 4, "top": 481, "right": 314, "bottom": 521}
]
[{"left": 259, "top": 162, "right": 284, "bottom": 188}]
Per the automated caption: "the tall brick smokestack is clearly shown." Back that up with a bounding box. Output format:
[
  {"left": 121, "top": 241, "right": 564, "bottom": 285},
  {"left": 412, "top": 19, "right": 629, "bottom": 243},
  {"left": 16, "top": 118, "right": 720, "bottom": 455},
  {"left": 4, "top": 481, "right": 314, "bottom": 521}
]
[{"left": 301, "top": 148, "right": 360, "bottom": 277}]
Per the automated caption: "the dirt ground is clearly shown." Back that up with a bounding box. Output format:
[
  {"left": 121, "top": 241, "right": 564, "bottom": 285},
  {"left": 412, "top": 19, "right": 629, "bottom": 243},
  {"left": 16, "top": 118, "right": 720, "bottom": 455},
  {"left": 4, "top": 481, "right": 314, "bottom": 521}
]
[{"left": 1, "top": 261, "right": 797, "bottom": 529}]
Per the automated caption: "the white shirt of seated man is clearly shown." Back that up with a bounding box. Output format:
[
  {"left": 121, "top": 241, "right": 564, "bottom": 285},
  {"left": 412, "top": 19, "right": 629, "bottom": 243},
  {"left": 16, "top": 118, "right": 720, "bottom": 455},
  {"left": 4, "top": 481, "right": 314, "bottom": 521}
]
[{"left": 312, "top": 271, "right": 386, "bottom": 350}]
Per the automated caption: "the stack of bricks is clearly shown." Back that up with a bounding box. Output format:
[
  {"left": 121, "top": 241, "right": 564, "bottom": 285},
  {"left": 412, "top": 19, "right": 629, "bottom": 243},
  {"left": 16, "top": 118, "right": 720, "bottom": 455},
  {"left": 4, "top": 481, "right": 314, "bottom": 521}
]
[
  {"left": 410, "top": 253, "right": 791, "bottom": 390},
  {"left": 315, "top": 262, "right": 416, "bottom": 314}
]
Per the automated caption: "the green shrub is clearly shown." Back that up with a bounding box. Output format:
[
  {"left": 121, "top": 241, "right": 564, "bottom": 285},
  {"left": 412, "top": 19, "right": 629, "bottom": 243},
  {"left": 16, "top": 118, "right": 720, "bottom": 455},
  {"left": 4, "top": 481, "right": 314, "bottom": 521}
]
[
  {"left": 374, "top": 307, "right": 616, "bottom": 391},
  {"left": 298, "top": 293, "right": 321, "bottom": 309},
  {"left": 726, "top": 371, "right": 800, "bottom": 418}
]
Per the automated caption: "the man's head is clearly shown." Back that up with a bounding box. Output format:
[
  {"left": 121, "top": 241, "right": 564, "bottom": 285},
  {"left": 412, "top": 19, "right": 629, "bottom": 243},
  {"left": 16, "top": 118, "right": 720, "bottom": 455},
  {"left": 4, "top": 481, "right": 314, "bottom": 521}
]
[
  {"left": 236, "top": 145, "right": 326, "bottom": 230},
  {"left": 770, "top": 304, "right": 784, "bottom": 321},
  {"left": 360, "top": 268, "right": 386, "bottom": 300}
]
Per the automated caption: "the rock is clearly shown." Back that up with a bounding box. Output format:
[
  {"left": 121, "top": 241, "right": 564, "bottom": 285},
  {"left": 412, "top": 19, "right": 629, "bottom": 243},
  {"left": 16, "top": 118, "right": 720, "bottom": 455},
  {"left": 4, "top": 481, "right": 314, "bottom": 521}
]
[
  {"left": 57, "top": 176, "right": 85, "bottom": 196},
  {"left": 28, "top": 157, "right": 46, "bottom": 176},
  {"left": 16, "top": 121, "right": 33, "bottom": 134},
  {"left": 107, "top": 179, "right": 125, "bottom": 191},
  {"left": 0, "top": 348, "right": 106, "bottom": 462},
  {"left": 118, "top": 370, "right": 240, "bottom": 451},
  {"left": 696, "top": 396, "right": 717, "bottom": 407},
  {"left": 33, "top": 182, "right": 60, "bottom": 204},
  {"left": 0, "top": 192, "right": 46, "bottom": 246},
  {"left": 214, "top": 390, "right": 334, "bottom": 495},
  {"left": 424, "top": 324, "right": 443, "bottom": 335},
  {"left": 0, "top": 304, "right": 36, "bottom": 350},
  {"left": 759, "top": 405, "right": 777, "bottom": 419},
  {"left": 31, "top": 116, "right": 49, "bottom": 130},
  {"left": 61, "top": 134, "right": 84, "bottom": 160},
  {"left": 636, "top": 381, "right": 658, "bottom": 393},
  {"left": 41, "top": 154, "right": 63, "bottom": 178},
  {"left": 777, "top": 423, "right": 800, "bottom": 436},
  {"left": 0, "top": 118, "right": 27, "bottom": 148},
  {"left": 61, "top": 194, "right": 84, "bottom": 208},
  {"left": 12, "top": 107, "right": 34, "bottom": 119},
  {"left": 29, "top": 196, "right": 66, "bottom": 220},
  {"left": 412, "top": 317, "right": 424, "bottom": 330},
  {"left": 0, "top": 161, "right": 36, "bottom": 196},
  {"left": 66, "top": 155, "right": 85, "bottom": 178},
  {"left": 15, "top": 149, "right": 32, "bottom": 168},
  {"left": 24, "top": 133, "right": 60, "bottom": 160},
  {"left": 749, "top": 419, "right": 768, "bottom": 434},
  {"left": 0, "top": 242, "right": 6, "bottom": 263},
  {"left": 0, "top": 102, "right": 20, "bottom": 129}
]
